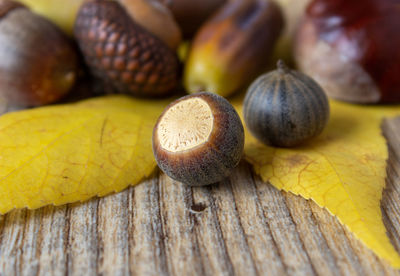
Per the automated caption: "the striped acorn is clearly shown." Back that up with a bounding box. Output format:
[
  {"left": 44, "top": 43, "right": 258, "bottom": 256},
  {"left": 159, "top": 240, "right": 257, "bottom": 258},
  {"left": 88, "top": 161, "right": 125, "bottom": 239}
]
[
  {"left": 74, "top": 0, "right": 179, "bottom": 97},
  {"left": 153, "top": 92, "right": 244, "bottom": 186},
  {"left": 243, "top": 60, "right": 329, "bottom": 147}
]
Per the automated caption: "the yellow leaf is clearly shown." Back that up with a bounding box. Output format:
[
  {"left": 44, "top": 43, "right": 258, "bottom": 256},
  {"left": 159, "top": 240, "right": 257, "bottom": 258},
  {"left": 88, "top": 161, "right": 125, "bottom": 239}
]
[
  {"left": 17, "top": 0, "right": 86, "bottom": 35},
  {"left": 233, "top": 97, "right": 400, "bottom": 268},
  {"left": 0, "top": 95, "right": 169, "bottom": 214}
]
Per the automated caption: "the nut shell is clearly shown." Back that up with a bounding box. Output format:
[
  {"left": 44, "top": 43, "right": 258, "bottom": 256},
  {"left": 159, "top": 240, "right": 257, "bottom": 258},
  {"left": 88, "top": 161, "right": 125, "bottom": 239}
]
[
  {"left": 117, "top": 0, "right": 182, "bottom": 50},
  {"left": 153, "top": 92, "right": 244, "bottom": 186},
  {"left": 294, "top": 0, "right": 400, "bottom": 103},
  {"left": 184, "top": 0, "right": 284, "bottom": 97},
  {"left": 74, "top": 0, "right": 179, "bottom": 97},
  {"left": 0, "top": 0, "right": 78, "bottom": 106},
  {"left": 244, "top": 61, "right": 329, "bottom": 147}
]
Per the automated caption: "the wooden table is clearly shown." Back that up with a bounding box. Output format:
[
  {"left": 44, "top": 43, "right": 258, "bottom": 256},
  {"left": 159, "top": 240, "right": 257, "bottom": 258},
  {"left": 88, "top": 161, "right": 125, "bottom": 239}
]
[{"left": 0, "top": 116, "right": 399, "bottom": 276}]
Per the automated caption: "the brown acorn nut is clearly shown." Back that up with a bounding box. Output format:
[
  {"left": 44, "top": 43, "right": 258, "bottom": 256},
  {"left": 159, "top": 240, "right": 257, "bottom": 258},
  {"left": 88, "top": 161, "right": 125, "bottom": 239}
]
[
  {"left": 153, "top": 92, "right": 244, "bottom": 186},
  {"left": 0, "top": 0, "right": 78, "bottom": 106},
  {"left": 74, "top": 0, "right": 179, "bottom": 97},
  {"left": 184, "top": 0, "right": 285, "bottom": 97},
  {"left": 116, "top": 0, "right": 182, "bottom": 50},
  {"left": 243, "top": 60, "right": 329, "bottom": 147}
]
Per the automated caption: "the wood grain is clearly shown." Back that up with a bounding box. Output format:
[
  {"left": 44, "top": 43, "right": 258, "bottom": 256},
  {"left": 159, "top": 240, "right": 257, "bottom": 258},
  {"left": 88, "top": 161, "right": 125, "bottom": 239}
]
[{"left": 0, "top": 117, "right": 399, "bottom": 276}]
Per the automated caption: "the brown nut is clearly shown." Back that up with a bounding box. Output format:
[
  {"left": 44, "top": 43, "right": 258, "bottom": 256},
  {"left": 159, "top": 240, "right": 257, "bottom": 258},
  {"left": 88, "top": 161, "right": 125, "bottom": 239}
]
[
  {"left": 152, "top": 92, "right": 244, "bottom": 186},
  {"left": 184, "top": 0, "right": 284, "bottom": 97},
  {"left": 294, "top": 0, "right": 400, "bottom": 103},
  {"left": 117, "top": 0, "right": 182, "bottom": 50},
  {"left": 0, "top": 0, "right": 78, "bottom": 107},
  {"left": 244, "top": 60, "right": 329, "bottom": 147},
  {"left": 74, "top": 0, "right": 179, "bottom": 97}
]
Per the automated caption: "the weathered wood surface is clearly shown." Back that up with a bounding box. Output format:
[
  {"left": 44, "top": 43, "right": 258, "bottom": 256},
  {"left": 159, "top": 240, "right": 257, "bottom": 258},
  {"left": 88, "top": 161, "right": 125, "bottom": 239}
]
[{"left": 0, "top": 117, "right": 399, "bottom": 276}]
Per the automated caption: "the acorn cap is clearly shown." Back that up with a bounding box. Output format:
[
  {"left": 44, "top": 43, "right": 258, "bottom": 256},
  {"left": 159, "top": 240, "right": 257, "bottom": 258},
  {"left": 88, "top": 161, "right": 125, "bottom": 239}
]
[{"left": 74, "top": 0, "right": 179, "bottom": 97}]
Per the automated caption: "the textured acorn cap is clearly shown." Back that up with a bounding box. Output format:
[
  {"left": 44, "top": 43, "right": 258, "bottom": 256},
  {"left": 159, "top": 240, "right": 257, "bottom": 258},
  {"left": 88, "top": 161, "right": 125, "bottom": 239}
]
[
  {"left": 74, "top": 0, "right": 179, "bottom": 97},
  {"left": 153, "top": 92, "right": 244, "bottom": 186}
]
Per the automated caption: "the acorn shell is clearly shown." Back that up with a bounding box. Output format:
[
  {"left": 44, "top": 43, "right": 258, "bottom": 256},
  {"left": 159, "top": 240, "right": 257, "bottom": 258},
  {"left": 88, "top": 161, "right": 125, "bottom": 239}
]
[
  {"left": 184, "top": 0, "right": 284, "bottom": 97},
  {"left": 116, "top": 0, "right": 182, "bottom": 50},
  {"left": 74, "top": 0, "right": 179, "bottom": 97},
  {"left": 0, "top": 0, "right": 78, "bottom": 106},
  {"left": 153, "top": 92, "right": 244, "bottom": 186},
  {"left": 243, "top": 61, "right": 330, "bottom": 147}
]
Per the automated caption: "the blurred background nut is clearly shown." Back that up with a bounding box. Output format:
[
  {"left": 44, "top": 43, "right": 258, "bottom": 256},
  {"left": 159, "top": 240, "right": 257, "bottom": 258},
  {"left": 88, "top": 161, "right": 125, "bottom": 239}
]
[
  {"left": 116, "top": 0, "right": 182, "bottom": 50},
  {"left": 184, "top": 0, "right": 284, "bottom": 97},
  {"left": 74, "top": 0, "right": 179, "bottom": 98},
  {"left": 0, "top": 0, "right": 79, "bottom": 106},
  {"left": 294, "top": 0, "right": 400, "bottom": 103}
]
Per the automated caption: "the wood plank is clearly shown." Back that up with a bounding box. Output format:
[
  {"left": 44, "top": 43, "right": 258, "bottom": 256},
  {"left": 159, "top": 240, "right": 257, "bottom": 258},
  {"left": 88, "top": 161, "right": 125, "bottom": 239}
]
[{"left": 0, "top": 118, "right": 399, "bottom": 275}]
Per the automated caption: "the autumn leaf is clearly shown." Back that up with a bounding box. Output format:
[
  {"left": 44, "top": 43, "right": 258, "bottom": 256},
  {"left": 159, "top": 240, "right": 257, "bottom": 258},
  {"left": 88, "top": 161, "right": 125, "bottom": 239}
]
[
  {"left": 233, "top": 97, "right": 400, "bottom": 268},
  {"left": 0, "top": 95, "right": 169, "bottom": 214}
]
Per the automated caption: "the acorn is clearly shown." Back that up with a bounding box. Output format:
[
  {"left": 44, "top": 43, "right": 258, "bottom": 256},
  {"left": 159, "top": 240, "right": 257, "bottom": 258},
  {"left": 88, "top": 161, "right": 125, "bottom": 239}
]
[
  {"left": 153, "top": 92, "right": 244, "bottom": 186},
  {"left": 116, "top": 0, "right": 182, "bottom": 50},
  {"left": 243, "top": 60, "right": 329, "bottom": 147},
  {"left": 74, "top": 0, "right": 179, "bottom": 97},
  {"left": 184, "top": 0, "right": 284, "bottom": 97},
  {"left": 0, "top": 0, "right": 78, "bottom": 106}
]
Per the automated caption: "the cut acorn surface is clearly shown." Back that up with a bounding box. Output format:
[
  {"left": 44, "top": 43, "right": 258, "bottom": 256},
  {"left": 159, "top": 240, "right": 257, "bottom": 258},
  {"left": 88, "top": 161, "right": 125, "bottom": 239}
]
[
  {"left": 153, "top": 92, "right": 244, "bottom": 186},
  {"left": 74, "top": 0, "right": 179, "bottom": 97}
]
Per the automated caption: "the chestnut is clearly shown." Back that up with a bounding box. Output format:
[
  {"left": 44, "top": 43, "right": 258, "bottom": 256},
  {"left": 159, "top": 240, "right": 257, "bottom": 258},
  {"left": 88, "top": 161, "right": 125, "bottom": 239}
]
[
  {"left": 294, "top": 0, "right": 400, "bottom": 103},
  {"left": 152, "top": 92, "right": 244, "bottom": 186},
  {"left": 243, "top": 60, "right": 329, "bottom": 147}
]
